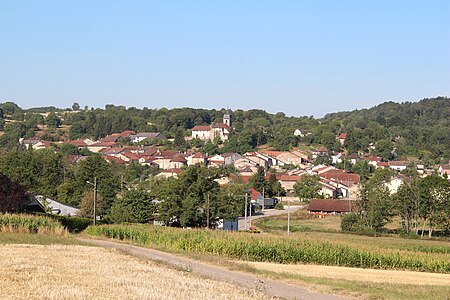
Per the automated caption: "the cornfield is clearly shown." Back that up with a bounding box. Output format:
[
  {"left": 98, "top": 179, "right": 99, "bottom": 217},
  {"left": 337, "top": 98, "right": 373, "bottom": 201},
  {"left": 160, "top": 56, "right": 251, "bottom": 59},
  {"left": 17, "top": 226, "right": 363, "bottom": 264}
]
[
  {"left": 0, "top": 214, "right": 67, "bottom": 236},
  {"left": 86, "top": 225, "right": 450, "bottom": 273}
]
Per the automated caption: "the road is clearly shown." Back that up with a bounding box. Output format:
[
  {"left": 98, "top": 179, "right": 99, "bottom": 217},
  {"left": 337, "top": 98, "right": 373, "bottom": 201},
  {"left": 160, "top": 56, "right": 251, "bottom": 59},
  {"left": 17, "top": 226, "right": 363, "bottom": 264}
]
[
  {"left": 238, "top": 205, "right": 303, "bottom": 230},
  {"left": 78, "top": 237, "right": 347, "bottom": 300}
]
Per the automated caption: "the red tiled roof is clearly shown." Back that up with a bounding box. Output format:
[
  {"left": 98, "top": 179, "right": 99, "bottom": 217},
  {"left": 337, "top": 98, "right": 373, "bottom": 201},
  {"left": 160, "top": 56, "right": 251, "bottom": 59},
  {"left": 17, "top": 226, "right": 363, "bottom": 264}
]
[
  {"left": 162, "top": 168, "right": 183, "bottom": 174},
  {"left": 337, "top": 133, "right": 347, "bottom": 139},
  {"left": 191, "top": 152, "right": 207, "bottom": 159},
  {"left": 389, "top": 161, "right": 408, "bottom": 167},
  {"left": 171, "top": 155, "right": 187, "bottom": 163},
  {"left": 192, "top": 125, "right": 211, "bottom": 131},
  {"left": 377, "top": 162, "right": 389, "bottom": 167},
  {"left": 320, "top": 169, "right": 360, "bottom": 184},
  {"left": 67, "top": 140, "right": 87, "bottom": 147},
  {"left": 90, "top": 142, "right": 118, "bottom": 148},
  {"left": 364, "top": 156, "right": 382, "bottom": 162},
  {"left": 104, "top": 156, "right": 127, "bottom": 164},
  {"left": 308, "top": 199, "right": 351, "bottom": 213},
  {"left": 249, "top": 188, "right": 262, "bottom": 201},
  {"left": 211, "top": 123, "right": 232, "bottom": 131}
]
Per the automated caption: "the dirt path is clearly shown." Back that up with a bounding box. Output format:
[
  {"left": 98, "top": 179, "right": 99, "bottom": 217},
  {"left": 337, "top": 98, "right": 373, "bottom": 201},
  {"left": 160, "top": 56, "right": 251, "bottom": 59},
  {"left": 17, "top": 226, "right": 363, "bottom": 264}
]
[{"left": 78, "top": 237, "right": 347, "bottom": 300}]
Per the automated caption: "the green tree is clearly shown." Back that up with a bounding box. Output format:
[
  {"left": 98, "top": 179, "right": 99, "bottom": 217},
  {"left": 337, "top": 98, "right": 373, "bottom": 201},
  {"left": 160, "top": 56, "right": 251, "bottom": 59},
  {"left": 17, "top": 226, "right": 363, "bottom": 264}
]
[
  {"left": 46, "top": 112, "right": 61, "bottom": 128},
  {"left": 109, "top": 189, "right": 154, "bottom": 223},
  {"left": 293, "top": 174, "right": 322, "bottom": 201},
  {"left": 250, "top": 166, "right": 268, "bottom": 194}
]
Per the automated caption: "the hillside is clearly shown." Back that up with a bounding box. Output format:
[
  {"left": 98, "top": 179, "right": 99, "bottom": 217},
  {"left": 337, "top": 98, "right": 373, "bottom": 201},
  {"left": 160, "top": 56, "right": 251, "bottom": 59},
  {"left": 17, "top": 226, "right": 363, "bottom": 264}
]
[{"left": 0, "top": 96, "right": 449, "bottom": 163}]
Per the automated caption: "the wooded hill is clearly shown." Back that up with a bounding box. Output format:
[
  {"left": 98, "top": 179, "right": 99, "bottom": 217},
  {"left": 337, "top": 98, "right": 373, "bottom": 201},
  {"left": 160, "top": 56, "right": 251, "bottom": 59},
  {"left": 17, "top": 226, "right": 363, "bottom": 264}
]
[{"left": 0, "top": 96, "right": 449, "bottom": 164}]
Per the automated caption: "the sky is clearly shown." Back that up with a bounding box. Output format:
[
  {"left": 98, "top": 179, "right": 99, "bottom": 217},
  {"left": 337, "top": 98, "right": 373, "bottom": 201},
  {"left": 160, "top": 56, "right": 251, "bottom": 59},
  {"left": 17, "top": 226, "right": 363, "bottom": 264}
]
[{"left": 1, "top": 1, "right": 449, "bottom": 117}]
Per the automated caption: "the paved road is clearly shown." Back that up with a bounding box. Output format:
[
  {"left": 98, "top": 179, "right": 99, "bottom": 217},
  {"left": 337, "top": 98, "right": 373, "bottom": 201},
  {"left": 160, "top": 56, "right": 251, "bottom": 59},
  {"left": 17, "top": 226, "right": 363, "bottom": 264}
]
[
  {"left": 78, "top": 237, "right": 347, "bottom": 300},
  {"left": 238, "top": 205, "right": 304, "bottom": 230}
]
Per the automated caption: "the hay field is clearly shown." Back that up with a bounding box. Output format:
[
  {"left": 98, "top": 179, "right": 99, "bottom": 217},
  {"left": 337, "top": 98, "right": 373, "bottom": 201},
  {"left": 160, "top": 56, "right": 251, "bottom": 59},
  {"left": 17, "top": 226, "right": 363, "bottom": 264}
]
[
  {"left": 0, "top": 244, "right": 270, "bottom": 300},
  {"left": 243, "top": 261, "right": 450, "bottom": 286}
]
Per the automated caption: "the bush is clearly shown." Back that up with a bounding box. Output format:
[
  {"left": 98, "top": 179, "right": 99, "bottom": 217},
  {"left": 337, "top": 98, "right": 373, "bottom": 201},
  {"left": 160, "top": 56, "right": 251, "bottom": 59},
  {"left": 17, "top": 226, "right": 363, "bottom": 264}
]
[
  {"left": 274, "top": 202, "right": 284, "bottom": 210},
  {"left": 32, "top": 213, "right": 92, "bottom": 233},
  {"left": 340, "top": 213, "right": 361, "bottom": 232}
]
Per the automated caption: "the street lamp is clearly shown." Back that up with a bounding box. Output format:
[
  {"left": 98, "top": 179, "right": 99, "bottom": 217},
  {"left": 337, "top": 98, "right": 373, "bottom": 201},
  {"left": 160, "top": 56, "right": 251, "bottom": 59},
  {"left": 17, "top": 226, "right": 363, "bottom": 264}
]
[
  {"left": 287, "top": 189, "right": 291, "bottom": 236},
  {"left": 86, "top": 177, "right": 97, "bottom": 226},
  {"left": 244, "top": 189, "right": 250, "bottom": 230}
]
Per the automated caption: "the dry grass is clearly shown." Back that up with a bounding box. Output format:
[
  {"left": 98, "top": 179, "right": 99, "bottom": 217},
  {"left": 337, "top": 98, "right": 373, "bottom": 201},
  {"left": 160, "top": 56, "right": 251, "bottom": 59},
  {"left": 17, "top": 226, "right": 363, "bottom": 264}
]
[
  {"left": 242, "top": 261, "right": 450, "bottom": 286},
  {"left": 0, "top": 244, "right": 271, "bottom": 300}
]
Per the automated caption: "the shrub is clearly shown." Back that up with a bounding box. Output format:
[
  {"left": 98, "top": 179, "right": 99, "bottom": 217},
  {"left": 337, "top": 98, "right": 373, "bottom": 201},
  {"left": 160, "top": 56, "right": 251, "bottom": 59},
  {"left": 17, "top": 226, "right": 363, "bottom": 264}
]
[
  {"left": 274, "top": 202, "right": 284, "bottom": 210},
  {"left": 341, "top": 213, "right": 361, "bottom": 232},
  {"left": 32, "top": 213, "right": 92, "bottom": 232}
]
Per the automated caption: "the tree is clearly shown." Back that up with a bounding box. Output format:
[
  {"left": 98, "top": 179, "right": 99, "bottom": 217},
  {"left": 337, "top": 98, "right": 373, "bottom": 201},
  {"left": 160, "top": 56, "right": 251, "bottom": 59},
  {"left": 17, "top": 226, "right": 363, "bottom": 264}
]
[
  {"left": 109, "top": 189, "right": 154, "bottom": 223},
  {"left": 46, "top": 112, "right": 61, "bottom": 128},
  {"left": 250, "top": 166, "right": 268, "bottom": 194},
  {"left": 174, "top": 127, "right": 186, "bottom": 149},
  {"left": 72, "top": 102, "right": 80, "bottom": 111},
  {"left": 293, "top": 174, "right": 322, "bottom": 201},
  {"left": 392, "top": 181, "right": 420, "bottom": 234},
  {"left": 78, "top": 190, "right": 106, "bottom": 219},
  {"left": 357, "top": 178, "right": 392, "bottom": 231},
  {"left": 0, "top": 173, "right": 28, "bottom": 213}
]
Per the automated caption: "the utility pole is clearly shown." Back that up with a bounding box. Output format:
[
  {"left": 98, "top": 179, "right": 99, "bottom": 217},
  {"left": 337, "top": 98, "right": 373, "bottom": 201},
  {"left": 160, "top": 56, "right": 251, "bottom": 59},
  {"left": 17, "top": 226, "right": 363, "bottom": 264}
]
[
  {"left": 206, "top": 193, "right": 210, "bottom": 229},
  {"left": 87, "top": 177, "right": 97, "bottom": 226},
  {"left": 244, "top": 191, "right": 248, "bottom": 230},
  {"left": 93, "top": 177, "right": 97, "bottom": 226},
  {"left": 287, "top": 190, "right": 291, "bottom": 236},
  {"left": 249, "top": 198, "right": 252, "bottom": 228},
  {"left": 262, "top": 187, "right": 265, "bottom": 211}
]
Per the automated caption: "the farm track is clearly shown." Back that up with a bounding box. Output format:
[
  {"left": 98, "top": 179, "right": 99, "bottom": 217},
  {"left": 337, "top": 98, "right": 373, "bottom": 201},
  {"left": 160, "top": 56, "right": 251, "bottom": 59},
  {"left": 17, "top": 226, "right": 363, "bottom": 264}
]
[{"left": 78, "top": 237, "right": 347, "bottom": 300}]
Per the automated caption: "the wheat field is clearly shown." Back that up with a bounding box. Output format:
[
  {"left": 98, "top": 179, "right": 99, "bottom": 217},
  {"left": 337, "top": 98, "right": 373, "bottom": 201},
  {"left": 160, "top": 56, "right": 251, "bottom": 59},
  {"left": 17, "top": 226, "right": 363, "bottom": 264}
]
[{"left": 0, "top": 244, "right": 271, "bottom": 300}]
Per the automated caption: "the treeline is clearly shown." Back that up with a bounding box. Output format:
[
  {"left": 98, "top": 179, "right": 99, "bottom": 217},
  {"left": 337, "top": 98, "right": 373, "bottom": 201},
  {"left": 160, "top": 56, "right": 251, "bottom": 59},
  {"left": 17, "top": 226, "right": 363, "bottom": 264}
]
[
  {"left": 342, "top": 169, "right": 450, "bottom": 237},
  {"left": 0, "top": 148, "right": 246, "bottom": 227},
  {"left": 1, "top": 97, "right": 450, "bottom": 162}
]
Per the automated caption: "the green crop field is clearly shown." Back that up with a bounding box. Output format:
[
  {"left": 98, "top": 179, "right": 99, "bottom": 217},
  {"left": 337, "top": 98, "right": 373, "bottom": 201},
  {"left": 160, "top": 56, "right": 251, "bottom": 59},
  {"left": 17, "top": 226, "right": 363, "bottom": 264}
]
[{"left": 86, "top": 224, "right": 450, "bottom": 273}]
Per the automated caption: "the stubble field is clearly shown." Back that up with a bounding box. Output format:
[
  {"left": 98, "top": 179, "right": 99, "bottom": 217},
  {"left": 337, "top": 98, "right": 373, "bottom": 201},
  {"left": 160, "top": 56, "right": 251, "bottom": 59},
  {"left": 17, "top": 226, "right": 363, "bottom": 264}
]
[{"left": 0, "top": 243, "right": 270, "bottom": 300}]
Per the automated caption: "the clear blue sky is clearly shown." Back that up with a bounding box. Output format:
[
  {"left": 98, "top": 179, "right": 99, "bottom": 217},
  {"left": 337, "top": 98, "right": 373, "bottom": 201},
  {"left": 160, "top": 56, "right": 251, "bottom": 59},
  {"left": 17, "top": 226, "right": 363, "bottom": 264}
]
[{"left": 1, "top": 1, "right": 449, "bottom": 117}]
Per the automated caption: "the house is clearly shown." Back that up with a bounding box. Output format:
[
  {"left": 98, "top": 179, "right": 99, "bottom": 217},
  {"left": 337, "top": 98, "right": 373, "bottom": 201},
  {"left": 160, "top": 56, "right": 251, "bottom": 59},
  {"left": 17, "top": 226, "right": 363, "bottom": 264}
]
[
  {"left": 383, "top": 175, "right": 412, "bottom": 194},
  {"left": 238, "top": 166, "right": 258, "bottom": 176},
  {"left": 129, "top": 132, "right": 165, "bottom": 143},
  {"left": 34, "top": 195, "right": 80, "bottom": 216},
  {"left": 21, "top": 137, "right": 52, "bottom": 150},
  {"left": 221, "top": 152, "right": 240, "bottom": 165},
  {"left": 169, "top": 155, "right": 187, "bottom": 169},
  {"left": 211, "top": 123, "right": 232, "bottom": 141},
  {"left": 87, "top": 142, "right": 119, "bottom": 153},
  {"left": 389, "top": 161, "right": 408, "bottom": 172},
  {"left": 100, "top": 131, "right": 135, "bottom": 143},
  {"left": 243, "top": 152, "right": 272, "bottom": 169},
  {"left": 234, "top": 157, "right": 259, "bottom": 170},
  {"left": 310, "top": 147, "right": 330, "bottom": 159},
  {"left": 277, "top": 174, "right": 301, "bottom": 191},
  {"left": 364, "top": 156, "right": 382, "bottom": 167},
  {"left": 319, "top": 169, "right": 361, "bottom": 186},
  {"left": 307, "top": 199, "right": 352, "bottom": 215},
  {"left": 438, "top": 164, "right": 450, "bottom": 177},
  {"left": 157, "top": 168, "right": 183, "bottom": 178},
  {"left": 337, "top": 133, "right": 347, "bottom": 145},
  {"left": 262, "top": 151, "right": 304, "bottom": 166},
  {"left": 294, "top": 129, "right": 303, "bottom": 137},
  {"left": 191, "top": 125, "right": 212, "bottom": 140},
  {"left": 331, "top": 152, "right": 342, "bottom": 164},
  {"left": 187, "top": 152, "right": 207, "bottom": 166}
]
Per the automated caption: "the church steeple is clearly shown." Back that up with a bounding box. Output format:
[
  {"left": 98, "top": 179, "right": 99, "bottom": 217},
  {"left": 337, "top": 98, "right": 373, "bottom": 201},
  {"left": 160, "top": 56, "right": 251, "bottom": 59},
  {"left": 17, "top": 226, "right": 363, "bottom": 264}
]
[{"left": 223, "top": 109, "right": 232, "bottom": 127}]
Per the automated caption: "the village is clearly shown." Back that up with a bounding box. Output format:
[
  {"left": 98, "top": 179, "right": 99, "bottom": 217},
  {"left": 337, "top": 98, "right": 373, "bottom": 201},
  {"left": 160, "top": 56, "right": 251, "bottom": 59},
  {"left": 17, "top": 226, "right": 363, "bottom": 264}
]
[{"left": 17, "top": 111, "right": 450, "bottom": 219}]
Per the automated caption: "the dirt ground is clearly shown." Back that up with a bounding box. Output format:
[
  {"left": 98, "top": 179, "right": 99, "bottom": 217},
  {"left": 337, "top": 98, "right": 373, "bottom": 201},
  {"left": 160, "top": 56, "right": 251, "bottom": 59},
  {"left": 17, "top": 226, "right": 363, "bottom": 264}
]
[
  {"left": 0, "top": 244, "right": 270, "bottom": 300},
  {"left": 243, "top": 261, "right": 450, "bottom": 286}
]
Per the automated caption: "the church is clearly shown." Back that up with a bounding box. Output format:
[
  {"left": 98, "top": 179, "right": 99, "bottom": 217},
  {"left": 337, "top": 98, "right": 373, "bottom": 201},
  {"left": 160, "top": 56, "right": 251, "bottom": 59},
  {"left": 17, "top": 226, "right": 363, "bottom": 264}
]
[{"left": 191, "top": 112, "right": 233, "bottom": 142}]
